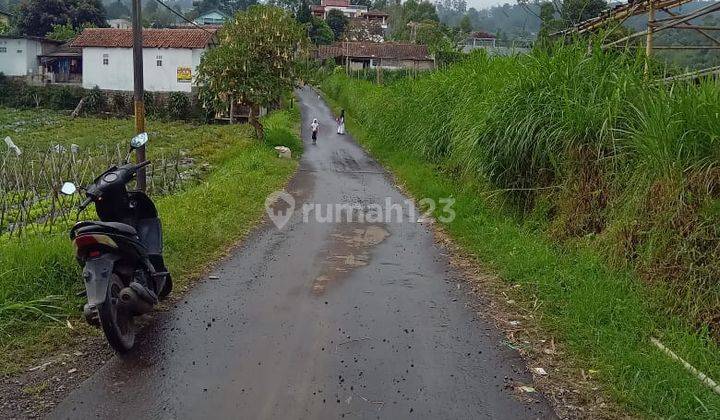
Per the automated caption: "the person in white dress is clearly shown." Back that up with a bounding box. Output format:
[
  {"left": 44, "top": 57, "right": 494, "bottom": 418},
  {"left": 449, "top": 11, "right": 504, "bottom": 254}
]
[{"left": 336, "top": 110, "right": 346, "bottom": 135}]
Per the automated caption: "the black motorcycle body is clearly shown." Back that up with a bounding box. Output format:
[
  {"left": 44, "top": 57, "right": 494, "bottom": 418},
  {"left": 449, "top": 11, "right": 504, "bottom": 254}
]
[{"left": 67, "top": 155, "right": 172, "bottom": 352}]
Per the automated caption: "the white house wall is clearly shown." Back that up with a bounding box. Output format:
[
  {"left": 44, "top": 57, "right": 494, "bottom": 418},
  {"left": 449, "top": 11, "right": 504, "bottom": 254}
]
[
  {"left": 82, "top": 47, "right": 206, "bottom": 92},
  {"left": 0, "top": 39, "right": 42, "bottom": 76}
]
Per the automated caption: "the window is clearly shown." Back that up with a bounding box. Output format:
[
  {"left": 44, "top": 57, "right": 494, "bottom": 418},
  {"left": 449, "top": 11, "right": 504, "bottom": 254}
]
[
  {"left": 16, "top": 49, "right": 23, "bottom": 54},
  {"left": 0, "top": 47, "right": 6, "bottom": 53},
  {"left": 156, "top": 55, "right": 162, "bottom": 67},
  {"left": 102, "top": 54, "right": 109, "bottom": 65}
]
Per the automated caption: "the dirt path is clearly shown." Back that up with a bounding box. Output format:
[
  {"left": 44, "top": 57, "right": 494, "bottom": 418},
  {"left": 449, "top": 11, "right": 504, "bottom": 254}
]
[{"left": 48, "top": 87, "right": 554, "bottom": 419}]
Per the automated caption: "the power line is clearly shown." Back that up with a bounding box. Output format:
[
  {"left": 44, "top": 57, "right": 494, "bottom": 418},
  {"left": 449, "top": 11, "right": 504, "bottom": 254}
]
[{"left": 152, "top": 0, "right": 215, "bottom": 34}]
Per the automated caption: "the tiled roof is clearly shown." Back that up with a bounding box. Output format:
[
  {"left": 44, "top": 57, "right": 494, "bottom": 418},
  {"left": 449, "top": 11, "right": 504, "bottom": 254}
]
[
  {"left": 317, "top": 42, "right": 432, "bottom": 61},
  {"left": 71, "top": 28, "right": 217, "bottom": 49},
  {"left": 470, "top": 31, "right": 496, "bottom": 39}
]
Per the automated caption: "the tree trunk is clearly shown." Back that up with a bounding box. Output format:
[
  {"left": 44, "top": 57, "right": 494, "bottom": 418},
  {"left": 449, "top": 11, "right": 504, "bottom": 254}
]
[
  {"left": 249, "top": 104, "right": 264, "bottom": 141},
  {"left": 229, "top": 95, "right": 235, "bottom": 124}
]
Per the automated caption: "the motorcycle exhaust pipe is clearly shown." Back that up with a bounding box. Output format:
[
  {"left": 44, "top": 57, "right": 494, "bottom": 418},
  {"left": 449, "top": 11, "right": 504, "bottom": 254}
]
[{"left": 119, "top": 287, "right": 153, "bottom": 315}]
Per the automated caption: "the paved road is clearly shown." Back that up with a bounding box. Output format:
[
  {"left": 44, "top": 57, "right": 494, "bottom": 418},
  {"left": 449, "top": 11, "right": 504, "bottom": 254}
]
[{"left": 49, "top": 87, "right": 554, "bottom": 419}]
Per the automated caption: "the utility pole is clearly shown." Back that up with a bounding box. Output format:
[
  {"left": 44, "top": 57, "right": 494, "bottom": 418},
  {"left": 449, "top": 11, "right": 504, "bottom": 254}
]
[
  {"left": 131, "top": 0, "right": 147, "bottom": 191},
  {"left": 376, "top": 58, "right": 382, "bottom": 85},
  {"left": 345, "top": 41, "right": 350, "bottom": 75}
]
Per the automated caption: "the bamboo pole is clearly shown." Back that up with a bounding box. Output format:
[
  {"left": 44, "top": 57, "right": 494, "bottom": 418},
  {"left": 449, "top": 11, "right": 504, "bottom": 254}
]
[
  {"left": 651, "top": 337, "right": 720, "bottom": 396},
  {"left": 655, "top": 9, "right": 720, "bottom": 46},
  {"left": 645, "top": 0, "right": 655, "bottom": 76}
]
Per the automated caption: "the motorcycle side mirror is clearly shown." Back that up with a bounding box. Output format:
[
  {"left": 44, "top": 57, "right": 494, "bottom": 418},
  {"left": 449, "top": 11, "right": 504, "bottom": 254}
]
[
  {"left": 60, "top": 182, "right": 77, "bottom": 195},
  {"left": 130, "top": 132, "right": 149, "bottom": 149}
]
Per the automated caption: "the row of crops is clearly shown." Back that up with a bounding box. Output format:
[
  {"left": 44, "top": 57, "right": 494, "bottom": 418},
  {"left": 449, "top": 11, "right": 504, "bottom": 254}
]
[{"left": 0, "top": 145, "right": 195, "bottom": 240}]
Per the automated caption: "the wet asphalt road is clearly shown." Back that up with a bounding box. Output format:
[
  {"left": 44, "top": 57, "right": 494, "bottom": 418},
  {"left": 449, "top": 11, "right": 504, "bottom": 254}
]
[{"left": 49, "top": 87, "right": 554, "bottom": 419}]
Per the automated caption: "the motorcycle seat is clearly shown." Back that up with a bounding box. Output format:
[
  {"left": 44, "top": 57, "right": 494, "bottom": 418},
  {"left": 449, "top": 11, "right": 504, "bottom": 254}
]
[{"left": 71, "top": 221, "right": 138, "bottom": 239}]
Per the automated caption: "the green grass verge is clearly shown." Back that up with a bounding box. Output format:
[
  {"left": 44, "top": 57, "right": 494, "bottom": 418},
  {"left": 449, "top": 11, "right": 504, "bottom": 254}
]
[
  {"left": 0, "top": 108, "right": 301, "bottom": 374},
  {"left": 321, "top": 88, "right": 720, "bottom": 418}
]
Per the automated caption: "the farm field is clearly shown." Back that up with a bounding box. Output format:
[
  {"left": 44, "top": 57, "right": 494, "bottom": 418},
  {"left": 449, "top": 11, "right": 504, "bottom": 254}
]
[{"left": 0, "top": 108, "right": 301, "bottom": 374}]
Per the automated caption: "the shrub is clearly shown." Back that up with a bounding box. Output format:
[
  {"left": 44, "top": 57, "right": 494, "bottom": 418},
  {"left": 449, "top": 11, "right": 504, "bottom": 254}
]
[
  {"left": 0, "top": 80, "right": 202, "bottom": 121},
  {"left": 167, "top": 92, "right": 191, "bottom": 120},
  {"left": 143, "top": 91, "right": 160, "bottom": 118},
  {"left": 48, "top": 86, "right": 84, "bottom": 110},
  {"left": 83, "top": 86, "right": 105, "bottom": 114},
  {"left": 111, "top": 91, "right": 129, "bottom": 115}
]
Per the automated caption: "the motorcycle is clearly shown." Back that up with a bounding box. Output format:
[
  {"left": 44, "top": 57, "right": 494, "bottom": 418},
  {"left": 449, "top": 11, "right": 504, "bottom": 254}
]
[{"left": 61, "top": 133, "right": 172, "bottom": 353}]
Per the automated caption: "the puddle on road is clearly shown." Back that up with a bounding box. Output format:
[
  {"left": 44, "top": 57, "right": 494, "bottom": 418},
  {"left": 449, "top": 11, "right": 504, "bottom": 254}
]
[{"left": 312, "top": 224, "right": 390, "bottom": 295}]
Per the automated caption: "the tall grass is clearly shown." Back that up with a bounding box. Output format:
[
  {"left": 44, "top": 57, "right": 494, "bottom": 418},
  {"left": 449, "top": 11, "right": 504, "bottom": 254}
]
[
  {"left": 323, "top": 45, "right": 720, "bottom": 331},
  {"left": 322, "top": 44, "right": 720, "bottom": 417}
]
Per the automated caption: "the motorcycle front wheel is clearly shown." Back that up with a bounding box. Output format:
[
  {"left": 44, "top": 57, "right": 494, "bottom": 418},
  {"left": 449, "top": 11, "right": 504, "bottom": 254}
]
[{"left": 97, "top": 273, "right": 136, "bottom": 353}]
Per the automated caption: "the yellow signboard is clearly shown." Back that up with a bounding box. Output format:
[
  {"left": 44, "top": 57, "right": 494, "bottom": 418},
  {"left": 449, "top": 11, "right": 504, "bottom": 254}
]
[{"left": 177, "top": 67, "right": 192, "bottom": 83}]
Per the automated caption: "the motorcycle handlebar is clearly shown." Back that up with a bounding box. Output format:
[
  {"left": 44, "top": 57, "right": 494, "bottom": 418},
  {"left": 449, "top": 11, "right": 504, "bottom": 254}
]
[
  {"left": 134, "top": 160, "right": 151, "bottom": 171},
  {"left": 79, "top": 197, "right": 93, "bottom": 211}
]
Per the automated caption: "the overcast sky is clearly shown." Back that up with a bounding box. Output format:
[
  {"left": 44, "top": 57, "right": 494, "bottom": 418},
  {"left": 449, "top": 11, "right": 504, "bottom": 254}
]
[{"left": 465, "top": 0, "right": 513, "bottom": 10}]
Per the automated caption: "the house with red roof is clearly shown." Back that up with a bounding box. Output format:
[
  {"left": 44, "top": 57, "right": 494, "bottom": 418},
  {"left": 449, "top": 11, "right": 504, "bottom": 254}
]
[
  {"left": 311, "top": 0, "right": 388, "bottom": 29},
  {"left": 463, "top": 31, "right": 497, "bottom": 52},
  {"left": 317, "top": 41, "right": 434, "bottom": 71},
  {"left": 71, "top": 27, "right": 217, "bottom": 92}
]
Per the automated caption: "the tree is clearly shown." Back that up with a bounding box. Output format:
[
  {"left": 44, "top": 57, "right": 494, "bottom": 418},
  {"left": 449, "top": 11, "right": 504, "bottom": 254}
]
[
  {"left": 144, "top": 0, "right": 158, "bottom": 14},
  {"left": 309, "top": 16, "right": 333, "bottom": 45},
  {"left": 68, "top": 0, "right": 107, "bottom": 28},
  {"left": 537, "top": 2, "right": 564, "bottom": 42},
  {"left": 458, "top": 14, "right": 471, "bottom": 33},
  {"left": 46, "top": 22, "right": 78, "bottom": 40},
  {"left": 402, "top": 0, "right": 437, "bottom": 23},
  {"left": 296, "top": 0, "right": 311, "bottom": 23},
  {"left": 193, "top": 0, "right": 258, "bottom": 15},
  {"left": 196, "top": 5, "right": 309, "bottom": 139},
  {"left": 561, "top": 0, "right": 606, "bottom": 25},
  {"left": 346, "top": 17, "right": 383, "bottom": 42},
  {"left": 15, "top": 0, "right": 106, "bottom": 37},
  {"left": 325, "top": 8, "right": 347, "bottom": 40},
  {"left": 371, "top": 0, "right": 387, "bottom": 10},
  {"left": 387, "top": 0, "right": 437, "bottom": 40},
  {"left": 105, "top": 0, "right": 130, "bottom": 19}
]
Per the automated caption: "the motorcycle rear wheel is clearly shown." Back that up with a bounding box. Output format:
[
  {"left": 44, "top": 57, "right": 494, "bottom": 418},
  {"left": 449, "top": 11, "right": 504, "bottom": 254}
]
[
  {"left": 159, "top": 274, "right": 172, "bottom": 300},
  {"left": 97, "top": 273, "right": 135, "bottom": 353}
]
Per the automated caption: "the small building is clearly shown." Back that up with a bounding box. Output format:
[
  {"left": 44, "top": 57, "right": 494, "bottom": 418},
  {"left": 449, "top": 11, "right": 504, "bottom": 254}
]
[
  {"left": 362, "top": 10, "right": 388, "bottom": 29},
  {"left": 0, "top": 35, "right": 62, "bottom": 77},
  {"left": 107, "top": 18, "right": 132, "bottom": 29},
  {"left": 317, "top": 42, "right": 434, "bottom": 71},
  {"left": 463, "top": 31, "right": 496, "bottom": 52},
  {"left": 193, "top": 10, "right": 228, "bottom": 26},
  {"left": 312, "top": 0, "right": 388, "bottom": 29},
  {"left": 71, "top": 27, "right": 217, "bottom": 92},
  {"left": 40, "top": 41, "right": 82, "bottom": 84}
]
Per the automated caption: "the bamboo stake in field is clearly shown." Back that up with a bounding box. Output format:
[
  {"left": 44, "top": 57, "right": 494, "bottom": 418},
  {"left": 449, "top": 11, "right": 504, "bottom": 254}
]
[
  {"left": 644, "top": 0, "right": 655, "bottom": 76},
  {"left": 651, "top": 337, "right": 720, "bottom": 396}
]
